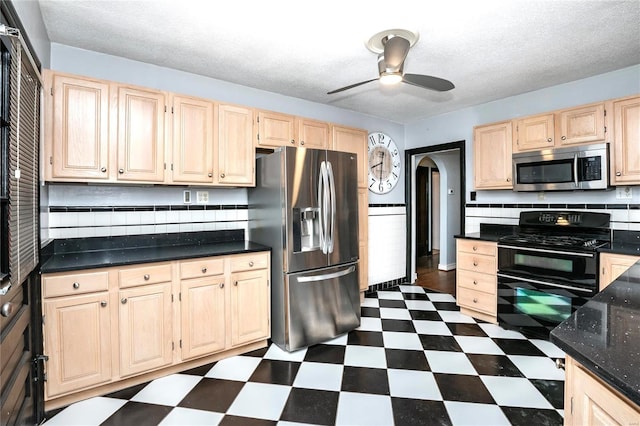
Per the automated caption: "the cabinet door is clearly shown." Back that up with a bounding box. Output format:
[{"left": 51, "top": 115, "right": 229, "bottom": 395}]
[
  {"left": 612, "top": 96, "right": 640, "bottom": 185},
  {"left": 116, "top": 85, "right": 166, "bottom": 182},
  {"left": 256, "top": 110, "right": 295, "bottom": 148},
  {"left": 217, "top": 104, "right": 255, "bottom": 186},
  {"left": 119, "top": 282, "right": 173, "bottom": 377},
  {"left": 230, "top": 269, "right": 270, "bottom": 346},
  {"left": 171, "top": 95, "right": 214, "bottom": 184},
  {"left": 600, "top": 252, "right": 639, "bottom": 290},
  {"left": 332, "top": 125, "right": 368, "bottom": 188},
  {"left": 473, "top": 121, "right": 513, "bottom": 189},
  {"left": 514, "top": 113, "right": 554, "bottom": 152},
  {"left": 358, "top": 188, "right": 369, "bottom": 291},
  {"left": 180, "top": 277, "right": 226, "bottom": 360},
  {"left": 298, "top": 118, "right": 330, "bottom": 149},
  {"left": 46, "top": 72, "right": 111, "bottom": 181},
  {"left": 44, "top": 293, "right": 112, "bottom": 398},
  {"left": 556, "top": 103, "right": 605, "bottom": 146}
]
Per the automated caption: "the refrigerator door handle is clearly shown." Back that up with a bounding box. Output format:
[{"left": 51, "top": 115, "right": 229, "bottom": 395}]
[
  {"left": 296, "top": 265, "right": 356, "bottom": 282},
  {"left": 319, "top": 161, "right": 328, "bottom": 254},
  {"left": 326, "top": 161, "right": 336, "bottom": 253}
]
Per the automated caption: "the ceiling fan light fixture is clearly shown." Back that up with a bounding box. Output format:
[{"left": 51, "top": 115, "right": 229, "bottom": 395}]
[{"left": 379, "top": 73, "right": 403, "bottom": 85}]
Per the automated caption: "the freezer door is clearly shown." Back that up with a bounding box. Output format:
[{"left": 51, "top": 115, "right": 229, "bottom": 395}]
[
  {"left": 325, "top": 150, "right": 359, "bottom": 266},
  {"left": 283, "top": 262, "right": 360, "bottom": 351}
]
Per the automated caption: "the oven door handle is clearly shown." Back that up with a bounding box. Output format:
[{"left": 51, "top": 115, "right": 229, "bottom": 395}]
[
  {"left": 497, "top": 272, "right": 594, "bottom": 294},
  {"left": 497, "top": 244, "right": 594, "bottom": 258}
]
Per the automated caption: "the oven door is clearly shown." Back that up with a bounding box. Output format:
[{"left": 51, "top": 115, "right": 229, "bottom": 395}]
[{"left": 497, "top": 273, "right": 596, "bottom": 339}]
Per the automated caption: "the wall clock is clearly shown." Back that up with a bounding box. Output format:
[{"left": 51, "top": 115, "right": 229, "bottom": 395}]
[{"left": 367, "top": 131, "right": 401, "bottom": 194}]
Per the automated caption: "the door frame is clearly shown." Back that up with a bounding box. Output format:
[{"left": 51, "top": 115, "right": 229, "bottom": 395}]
[{"left": 404, "top": 141, "right": 465, "bottom": 282}]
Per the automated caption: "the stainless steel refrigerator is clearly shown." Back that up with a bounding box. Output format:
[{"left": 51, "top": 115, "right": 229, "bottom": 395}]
[{"left": 248, "top": 146, "right": 360, "bottom": 352}]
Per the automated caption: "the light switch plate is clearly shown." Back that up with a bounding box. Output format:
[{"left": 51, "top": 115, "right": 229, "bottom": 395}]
[
  {"left": 616, "top": 186, "right": 633, "bottom": 199},
  {"left": 183, "top": 190, "right": 191, "bottom": 204}
]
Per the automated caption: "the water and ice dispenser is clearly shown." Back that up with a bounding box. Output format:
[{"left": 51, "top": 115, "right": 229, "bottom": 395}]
[{"left": 293, "top": 207, "right": 321, "bottom": 252}]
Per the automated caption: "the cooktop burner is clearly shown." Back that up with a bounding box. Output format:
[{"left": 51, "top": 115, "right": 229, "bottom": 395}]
[{"left": 499, "top": 233, "right": 609, "bottom": 250}]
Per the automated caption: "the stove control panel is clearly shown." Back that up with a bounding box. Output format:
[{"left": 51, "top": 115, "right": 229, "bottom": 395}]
[{"left": 537, "top": 212, "right": 582, "bottom": 225}]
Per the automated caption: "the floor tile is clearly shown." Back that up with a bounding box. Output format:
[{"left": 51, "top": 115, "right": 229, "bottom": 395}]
[
  {"left": 478, "top": 323, "right": 527, "bottom": 339},
  {"left": 357, "top": 316, "right": 383, "bottom": 331},
  {"left": 361, "top": 297, "right": 380, "bottom": 308},
  {"left": 454, "top": 336, "right": 505, "bottom": 355},
  {"left": 432, "top": 301, "right": 459, "bottom": 311},
  {"left": 425, "top": 351, "right": 477, "bottom": 375},
  {"left": 399, "top": 284, "right": 426, "bottom": 293},
  {"left": 292, "top": 362, "right": 344, "bottom": 391},
  {"left": 205, "top": 355, "right": 261, "bottom": 381},
  {"left": 263, "top": 344, "right": 307, "bottom": 361},
  {"left": 530, "top": 339, "right": 566, "bottom": 358},
  {"left": 392, "top": 397, "right": 452, "bottom": 426},
  {"left": 447, "top": 322, "right": 488, "bottom": 337},
  {"left": 500, "top": 406, "right": 565, "bottom": 426},
  {"left": 43, "top": 397, "right": 126, "bottom": 425},
  {"left": 444, "top": 401, "right": 511, "bottom": 426},
  {"left": 103, "top": 382, "right": 149, "bottom": 400},
  {"left": 410, "top": 310, "right": 443, "bottom": 321},
  {"left": 481, "top": 376, "right": 553, "bottom": 408},
  {"left": 101, "top": 401, "right": 173, "bottom": 426},
  {"left": 379, "top": 307, "right": 413, "bottom": 320},
  {"left": 387, "top": 369, "right": 443, "bottom": 400},
  {"left": 344, "top": 345, "right": 387, "bottom": 368},
  {"left": 130, "top": 374, "right": 201, "bottom": 406},
  {"left": 242, "top": 346, "right": 269, "bottom": 358},
  {"left": 279, "top": 388, "right": 339, "bottom": 426},
  {"left": 335, "top": 392, "right": 394, "bottom": 425},
  {"left": 385, "top": 348, "right": 430, "bottom": 371},
  {"left": 218, "top": 415, "right": 276, "bottom": 426},
  {"left": 381, "top": 318, "right": 416, "bottom": 333},
  {"left": 401, "top": 292, "right": 430, "bottom": 301},
  {"left": 226, "top": 382, "right": 290, "bottom": 421},
  {"left": 377, "top": 290, "right": 404, "bottom": 300},
  {"left": 508, "top": 355, "right": 566, "bottom": 380},
  {"left": 341, "top": 366, "right": 389, "bottom": 395},
  {"left": 303, "top": 343, "right": 345, "bottom": 364},
  {"left": 382, "top": 331, "right": 424, "bottom": 350},
  {"left": 434, "top": 374, "right": 495, "bottom": 404},
  {"left": 404, "top": 300, "right": 436, "bottom": 311},
  {"left": 427, "top": 293, "right": 457, "bottom": 302},
  {"left": 493, "top": 338, "right": 547, "bottom": 356},
  {"left": 414, "top": 320, "right": 453, "bottom": 336},
  {"left": 178, "top": 378, "right": 244, "bottom": 413},
  {"left": 466, "top": 354, "right": 524, "bottom": 377},
  {"left": 438, "top": 311, "right": 477, "bottom": 323},
  {"left": 158, "top": 407, "right": 224, "bottom": 425},
  {"left": 530, "top": 379, "right": 566, "bottom": 409},
  {"left": 419, "top": 335, "right": 463, "bottom": 352},
  {"left": 248, "top": 359, "right": 300, "bottom": 385},
  {"left": 322, "top": 333, "right": 348, "bottom": 345},
  {"left": 379, "top": 299, "right": 407, "bottom": 308},
  {"left": 360, "top": 306, "right": 380, "bottom": 317},
  {"left": 347, "top": 330, "right": 384, "bottom": 347}
]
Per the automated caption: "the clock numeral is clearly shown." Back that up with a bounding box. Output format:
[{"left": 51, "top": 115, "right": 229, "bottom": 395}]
[
  {"left": 378, "top": 182, "right": 384, "bottom": 192},
  {"left": 369, "top": 182, "right": 375, "bottom": 188},
  {"left": 392, "top": 172, "right": 398, "bottom": 179},
  {"left": 369, "top": 135, "right": 375, "bottom": 145},
  {"left": 377, "top": 133, "right": 385, "bottom": 143},
  {"left": 392, "top": 149, "right": 398, "bottom": 156}
]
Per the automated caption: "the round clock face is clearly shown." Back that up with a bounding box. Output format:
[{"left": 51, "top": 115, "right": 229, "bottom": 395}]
[{"left": 368, "top": 132, "right": 401, "bottom": 194}]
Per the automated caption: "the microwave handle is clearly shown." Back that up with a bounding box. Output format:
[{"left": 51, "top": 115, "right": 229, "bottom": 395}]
[{"left": 573, "top": 154, "right": 579, "bottom": 188}]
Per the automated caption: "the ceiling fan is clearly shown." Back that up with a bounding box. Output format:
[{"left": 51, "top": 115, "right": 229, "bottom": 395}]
[{"left": 327, "top": 30, "right": 455, "bottom": 95}]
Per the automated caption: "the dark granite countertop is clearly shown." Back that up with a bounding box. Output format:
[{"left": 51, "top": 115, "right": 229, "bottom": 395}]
[
  {"left": 599, "top": 230, "right": 640, "bottom": 256},
  {"left": 454, "top": 223, "right": 517, "bottom": 242},
  {"left": 550, "top": 260, "right": 640, "bottom": 406},
  {"left": 40, "top": 230, "right": 271, "bottom": 273}
]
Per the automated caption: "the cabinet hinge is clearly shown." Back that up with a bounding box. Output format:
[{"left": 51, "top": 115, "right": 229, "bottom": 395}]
[
  {"left": 257, "top": 133, "right": 260, "bottom": 141},
  {"left": 179, "top": 339, "right": 182, "bottom": 348},
  {"left": 171, "top": 106, "right": 174, "bottom": 114},
  {"left": 172, "top": 341, "right": 174, "bottom": 350},
  {"left": 50, "top": 87, "right": 53, "bottom": 96},
  {"left": 171, "top": 164, "right": 174, "bottom": 171},
  {"left": 570, "top": 396, "right": 573, "bottom": 414},
  {"left": 604, "top": 126, "right": 607, "bottom": 133},
  {"left": 267, "top": 280, "right": 270, "bottom": 287},
  {"left": 179, "top": 292, "right": 181, "bottom": 301},
  {"left": 49, "top": 156, "right": 53, "bottom": 165},
  {"left": 42, "top": 315, "right": 45, "bottom": 325},
  {"left": 164, "top": 105, "right": 167, "bottom": 113},
  {"left": 257, "top": 116, "right": 260, "bottom": 123},
  {"left": 171, "top": 294, "right": 174, "bottom": 302},
  {"left": 604, "top": 109, "right": 607, "bottom": 117}
]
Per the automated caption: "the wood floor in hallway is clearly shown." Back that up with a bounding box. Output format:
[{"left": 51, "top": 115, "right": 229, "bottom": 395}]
[{"left": 415, "top": 251, "right": 456, "bottom": 297}]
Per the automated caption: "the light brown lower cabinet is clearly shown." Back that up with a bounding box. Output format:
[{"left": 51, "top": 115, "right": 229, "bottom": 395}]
[
  {"left": 599, "top": 252, "right": 640, "bottom": 290},
  {"left": 455, "top": 238, "right": 498, "bottom": 323},
  {"left": 563, "top": 356, "right": 640, "bottom": 425},
  {"left": 41, "top": 251, "right": 270, "bottom": 409}
]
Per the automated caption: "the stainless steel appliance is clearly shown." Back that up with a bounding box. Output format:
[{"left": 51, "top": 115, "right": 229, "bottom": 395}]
[
  {"left": 497, "top": 211, "right": 610, "bottom": 339},
  {"left": 248, "top": 147, "right": 360, "bottom": 351},
  {"left": 512, "top": 143, "right": 609, "bottom": 191}
]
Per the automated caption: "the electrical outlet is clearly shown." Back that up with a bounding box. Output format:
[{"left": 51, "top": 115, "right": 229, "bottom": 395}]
[
  {"left": 183, "top": 190, "right": 191, "bottom": 204},
  {"left": 616, "top": 186, "right": 633, "bottom": 199},
  {"left": 196, "top": 191, "right": 209, "bottom": 204}
]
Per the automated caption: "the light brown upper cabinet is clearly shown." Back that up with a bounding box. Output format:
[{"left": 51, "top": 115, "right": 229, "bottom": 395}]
[
  {"left": 255, "top": 110, "right": 296, "bottom": 148},
  {"left": 555, "top": 103, "right": 607, "bottom": 146},
  {"left": 297, "top": 118, "right": 330, "bottom": 149},
  {"left": 217, "top": 104, "right": 255, "bottom": 186},
  {"left": 331, "top": 125, "right": 368, "bottom": 188},
  {"left": 611, "top": 95, "right": 640, "bottom": 185},
  {"left": 44, "top": 70, "right": 112, "bottom": 181},
  {"left": 513, "top": 113, "right": 555, "bottom": 152},
  {"left": 473, "top": 121, "right": 513, "bottom": 189},
  {"left": 171, "top": 95, "right": 215, "bottom": 184},
  {"left": 116, "top": 85, "right": 167, "bottom": 183}
]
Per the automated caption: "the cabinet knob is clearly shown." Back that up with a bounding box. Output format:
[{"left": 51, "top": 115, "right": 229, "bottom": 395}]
[
  {"left": 202, "top": 267, "right": 207, "bottom": 273},
  {"left": 1, "top": 302, "right": 13, "bottom": 317},
  {"left": 73, "top": 282, "right": 80, "bottom": 289},
  {"left": 561, "top": 136, "right": 566, "bottom": 140},
  {"left": 119, "top": 169, "right": 124, "bottom": 174},
  {"left": 290, "top": 139, "right": 295, "bottom": 145},
  {"left": 473, "top": 280, "right": 478, "bottom": 285},
  {"left": 234, "top": 281, "right": 238, "bottom": 286},
  {"left": 473, "top": 261, "right": 478, "bottom": 267},
  {"left": 616, "top": 171, "right": 622, "bottom": 176},
  {"left": 100, "top": 301, "right": 107, "bottom": 308},
  {"left": 300, "top": 140, "right": 305, "bottom": 146},
  {"left": 249, "top": 261, "right": 254, "bottom": 267},
  {"left": 506, "top": 177, "right": 511, "bottom": 182},
  {"left": 121, "top": 298, "right": 127, "bottom": 304},
  {"left": 555, "top": 358, "right": 565, "bottom": 370},
  {"left": 473, "top": 298, "right": 478, "bottom": 303},
  {"left": 101, "top": 167, "right": 107, "bottom": 173},
  {"left": 220, "top": 173, "right": 226, "bottom": 178},
  {"left": 208, "top": 173, "right": 213, "bottom": 178},
  {"left": 219, "top": 283, "right": 224, "bottom": 289},
  {"left": 472, "top": 246, "right": 477, "bottom": 251},
  {"left": 143, "top": 274, "right": 150, "bottom": 281},
  {"left": 547, "top": 138, "right": 552, "bottom": 142}
]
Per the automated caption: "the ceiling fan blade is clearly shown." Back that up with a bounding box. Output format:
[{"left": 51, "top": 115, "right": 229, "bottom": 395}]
[
  {"left": 327, "top": 78, "right": 378, "bottom": 95},
  {"left": 403, "top": 73, "right": 455, "bottom": 91},
  {"left": 383, "top": 36, "right": 410, "bottom": 70}
]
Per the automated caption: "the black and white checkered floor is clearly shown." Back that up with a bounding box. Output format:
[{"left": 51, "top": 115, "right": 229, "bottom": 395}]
[{"left": 44, "top": 285, "right": 566, "bottom": 426}]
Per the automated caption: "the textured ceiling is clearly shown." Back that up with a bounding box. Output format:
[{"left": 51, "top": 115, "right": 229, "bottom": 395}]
[{"left": 37, "top": 0, "right": 640, "bottom": 124}]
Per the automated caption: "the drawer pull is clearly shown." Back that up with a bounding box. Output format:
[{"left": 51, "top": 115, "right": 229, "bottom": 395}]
[
  {"left": 101, "top": 167, "right": 107, "bottom": 172},
  {"left": 119, "top": 168, "right": 124, "bottom": 174},
  {"left": 234, "top": 281, "right": 238, "bottom": 286},
  {"left": 100, "top": 301, "right": 107, "bottom": 308},
  {"left": 547, "top": 138, "right": 552, "bottom": 142},
  {"left": 219, "top": 283, "right": 224, "bottom": 289},
  {"left": 473, "top": 298, "right": 478, "bottom": 303},
  {"left": 202, "top": 267, "right": 207, "bottom": 274},
  {"left": 291, "top": 139, "right": 295, "bottom": 145},
  {"left": 472, "top": 246, "right": 477, "bottom": 251},
  {"left": 143, "top": 274, "right": 150, "bottom": 281},
  {"left": 208, "top": 173, "right": 213, "bottom": 178},
  {"left": 1, "top": 302, "right": 13, "bottom": 317},
  {"left": 121, "top": 298, "right": 127, "bottom": 304},
  {"left": 73, "top": 282, "right": 80, "bottom": 289},
  {"left": 300, "top": 140, "right": 305, "bottom": 146},
  {"left": 561, "top": 136, "right": 567, "bottom": 141},
  {"left": 220, "top": 173, "right": 226, "bottom": 178},
  {"left": 249, "top": 261, "right": 254, "bottom": 267},
  {"left": 555, "top": 358, "right": 565, "bottom": 369},
  {"left": 473, "top": 280, "right": 478, "bottom": 285},
  {"left": 473, "top": 261, "right": 478, "bottom": 267}
]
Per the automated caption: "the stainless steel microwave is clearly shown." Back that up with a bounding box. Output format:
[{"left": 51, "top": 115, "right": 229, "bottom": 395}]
[{"left": 512, "top": 143, "right": 609, "bottom": 191}]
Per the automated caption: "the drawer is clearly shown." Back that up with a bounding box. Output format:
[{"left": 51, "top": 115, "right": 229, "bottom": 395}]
[
  {"left": 457, "top": 252, "right": 496, "bottom": 275},
  {"left": 180, "top": 257, "right": 224, "bottom": 279},
  {"left": 118, "top": 263, "right": 172, "bottom": 288},
  {"left": 43, "top": 270, "right": 109, "bottom": 298},
  {"left": 457, "top": 269, "right": 496, "bottom": 294},
  {"left": 229, "top": 252, "right": 269, "bottom": 272},
  {"left": 457, "top": 288, "right": 497, "bottom": 315},
  {"left": 457, "top": 239, "right": 496, "bottom": 256}
]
